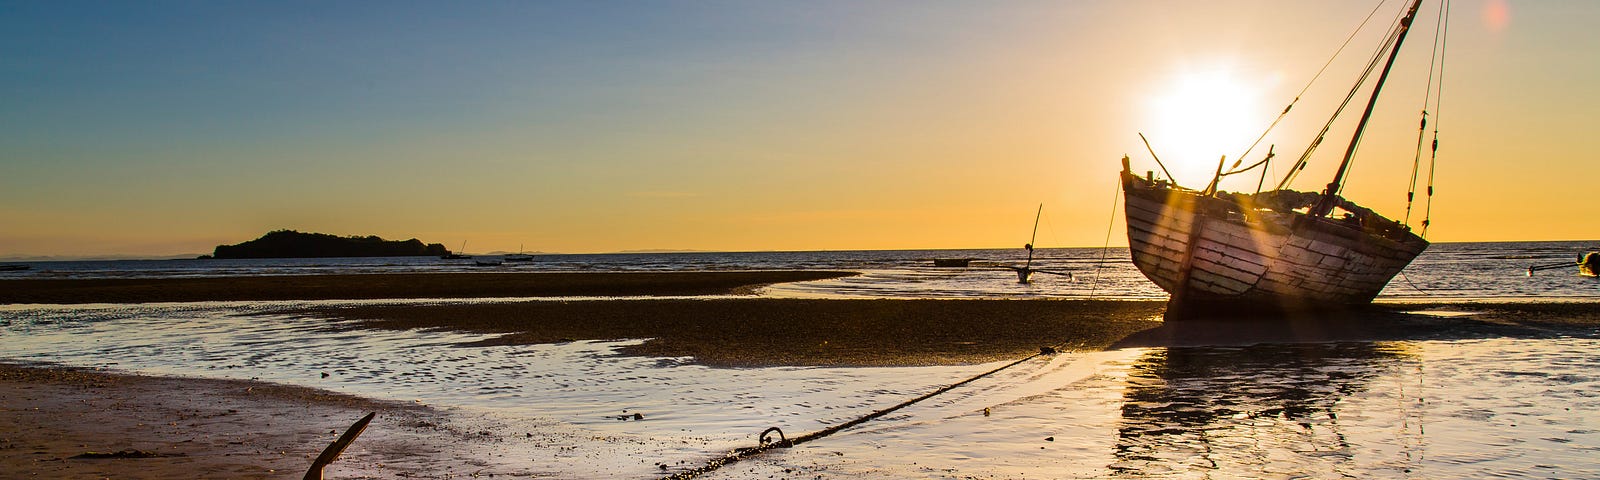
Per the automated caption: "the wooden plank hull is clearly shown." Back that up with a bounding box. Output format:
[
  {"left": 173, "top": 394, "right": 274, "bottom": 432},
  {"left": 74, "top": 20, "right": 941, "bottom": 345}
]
[{"left": 1121, "top": 170, "right": 1428, "bottom": 312}]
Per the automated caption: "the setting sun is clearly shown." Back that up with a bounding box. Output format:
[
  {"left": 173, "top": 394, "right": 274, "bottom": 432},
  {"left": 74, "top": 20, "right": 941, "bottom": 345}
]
[{"left": 1142, "top": 68, "right": 1269, "bottom": 188}]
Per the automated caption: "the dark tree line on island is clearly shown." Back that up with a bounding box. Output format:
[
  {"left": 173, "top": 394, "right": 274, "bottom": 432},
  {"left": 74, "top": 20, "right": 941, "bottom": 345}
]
[{"left": 205, "top": 230, "right": 449, "bottom": 259}]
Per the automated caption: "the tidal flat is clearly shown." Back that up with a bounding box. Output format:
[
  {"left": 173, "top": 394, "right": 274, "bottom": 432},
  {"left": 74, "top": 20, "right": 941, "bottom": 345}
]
[{"left": 2, "top": 271, "right": 1598, "bottom": 478}]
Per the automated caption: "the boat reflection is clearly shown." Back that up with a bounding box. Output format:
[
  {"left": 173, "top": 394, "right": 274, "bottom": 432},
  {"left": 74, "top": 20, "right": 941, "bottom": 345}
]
[{"left": 1111, "top": 342, "right": 1424, "bottom": 477}]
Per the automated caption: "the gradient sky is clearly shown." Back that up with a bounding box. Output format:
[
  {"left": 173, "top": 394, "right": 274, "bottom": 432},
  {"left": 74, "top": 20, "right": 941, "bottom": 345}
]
[{"left": 2, "top": 0, "right": 1594, "bottom": 258}]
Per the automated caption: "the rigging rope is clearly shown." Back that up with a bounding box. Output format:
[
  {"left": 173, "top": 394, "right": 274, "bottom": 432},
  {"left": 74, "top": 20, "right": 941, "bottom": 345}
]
[
  {"left": 1421, "top": 0, "right": 1449, "bottom": 238},
  {"left": 1091, "top": 177, "right": 1123, "bottom": 299},
  {"left": 1231, "top": 0, "right": 1391, "bottom": 182},
  {"left": 1218, "top": 151, "right": 1273, "bottom": 178},
  {"left": 1332, "top": 6, "right": 1413, "bottom": 197},
  {"left": 1405, "top": 109, "right": 1429, "bottom": 225},
  {"left": 1398, "top": 269, "right": 1431, "bottom": 295},
  {"left": 1406, "top": 0, "right": 1449, "bottom": 230},
  {"left": 1277, "top": 1, "right": 1410, "bottom": 192}
]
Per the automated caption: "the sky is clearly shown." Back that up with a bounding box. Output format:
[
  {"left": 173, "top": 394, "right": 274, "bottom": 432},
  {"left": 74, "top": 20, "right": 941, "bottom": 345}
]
[{"left": 2, "top": 0, "right": 1595, "bottom": 258}]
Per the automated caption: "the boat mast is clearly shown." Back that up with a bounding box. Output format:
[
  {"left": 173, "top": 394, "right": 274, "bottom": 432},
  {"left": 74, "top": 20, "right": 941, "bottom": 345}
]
[
  {"left": 1313, "top": 0, "right": 1426, "bottom": 218},
  {"left": 1016, "top": 204, "right": 1043, "bottom": 283},
  {"left": 1025, "top": 204, "right": 1042, "bottom": 268}
]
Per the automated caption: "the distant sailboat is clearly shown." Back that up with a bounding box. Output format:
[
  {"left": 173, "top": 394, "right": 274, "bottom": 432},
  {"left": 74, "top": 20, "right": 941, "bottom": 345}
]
[
  {"left": 1121, "top": 0, "right": 1441, "bottom": 314},
  {"left": 1004, "top": 204, "right": 1072, "bottom": 283},
  {"left": 440, "top": 241, "right": 472, "bottom": 260},
  {"left": 504, "top": 244, "right": 534, "bottom": 262}
]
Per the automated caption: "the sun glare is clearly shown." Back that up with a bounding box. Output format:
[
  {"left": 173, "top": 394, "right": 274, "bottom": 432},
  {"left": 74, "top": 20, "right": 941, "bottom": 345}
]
[{"left": 1143, "top": 69, "right": 1266, "bottom": 187}]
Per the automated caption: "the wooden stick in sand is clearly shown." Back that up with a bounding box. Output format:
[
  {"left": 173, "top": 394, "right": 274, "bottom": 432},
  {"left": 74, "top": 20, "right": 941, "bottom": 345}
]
[{"left": 304, "top": 412, "right": 376, "bottom": 480}]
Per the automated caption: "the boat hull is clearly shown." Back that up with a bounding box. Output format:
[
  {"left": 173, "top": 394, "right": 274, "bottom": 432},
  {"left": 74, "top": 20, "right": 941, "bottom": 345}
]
[{"left": 1121, "top": 169, "right": 1428, "bottom": 313}]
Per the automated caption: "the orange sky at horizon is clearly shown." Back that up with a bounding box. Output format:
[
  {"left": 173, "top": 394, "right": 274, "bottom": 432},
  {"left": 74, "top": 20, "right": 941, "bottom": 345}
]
[{"left": 3, "top": 0, "right": 1596, "bottom": 259}]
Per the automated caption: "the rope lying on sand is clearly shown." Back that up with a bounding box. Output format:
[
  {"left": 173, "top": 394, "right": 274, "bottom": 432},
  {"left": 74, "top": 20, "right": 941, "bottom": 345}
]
[{"left": 659, "top": 347, "right": 1058, "bottom": 480}]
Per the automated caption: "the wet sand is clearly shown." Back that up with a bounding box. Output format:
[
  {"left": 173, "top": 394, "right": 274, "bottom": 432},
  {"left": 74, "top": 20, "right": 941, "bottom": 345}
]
[
  {"left": 0, "top": 270, "right": 855, "bottom": 304},
  {"left": 304, "top": 299, "right": 1169, "bottom": 367},
  {"left": 299, "top": 297, "right": 1600, "bottom": 368},
  {"left": 0, "top": 362, "right": 509, "bottom": 479},
  {"left": 4, "top": 271, "right": 1599, "bottom": 478},
  {"left": 1109, "top": 300, "right": 1600, "bottom": 349}
]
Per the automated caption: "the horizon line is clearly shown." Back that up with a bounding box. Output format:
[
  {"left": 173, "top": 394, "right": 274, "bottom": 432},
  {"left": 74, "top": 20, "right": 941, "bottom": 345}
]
[{"left": 5, "top": 239, "right": 1599, "bottom": 263}]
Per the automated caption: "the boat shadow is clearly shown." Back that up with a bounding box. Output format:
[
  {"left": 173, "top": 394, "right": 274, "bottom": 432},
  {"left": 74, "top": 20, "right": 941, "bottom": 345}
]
[
  {"left": 1110, "top": 301, "right": 1600, "bottom": 350},
  {"left": 1110, "top": 307, "right": 1440, "bottom": 349},
  {"left": 1108, "top": 342, "right": 1422, "bottom": 476}
]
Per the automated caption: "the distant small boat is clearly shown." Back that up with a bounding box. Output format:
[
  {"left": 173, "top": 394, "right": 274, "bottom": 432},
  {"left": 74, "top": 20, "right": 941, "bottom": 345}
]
[
  {"left": 0, "top": 264, "right": 29, "bottom": 271},
  {"left": 1002, "top": 204, "right": 1072, "bottom": 283},
  {"left": 441, "top": 240, "right": 473, "bottom": 260},
  {"left": 933, "top": 258, "right": 972, "bottom": 267},
  {"left": 1525, "top": 251, "right": 1598, "bottom": 277},
  {"left": 474, "top": 259, "right": 504, "bottom": 267},
  {"left": 504, "top": 244, "right": 534, "bottom": 262}
]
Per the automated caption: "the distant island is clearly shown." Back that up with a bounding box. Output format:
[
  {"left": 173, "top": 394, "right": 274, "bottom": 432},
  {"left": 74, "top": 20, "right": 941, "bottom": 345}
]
[{"left": 206, "top": 230, "right": 449, "bottom": 259}]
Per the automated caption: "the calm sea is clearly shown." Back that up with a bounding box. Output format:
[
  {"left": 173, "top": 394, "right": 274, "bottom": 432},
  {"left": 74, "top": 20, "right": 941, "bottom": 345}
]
[
  {"left": 3, "top": 240, "right": 1598, "bottom": 299},
  {"left": 2, "top": 240, "right": 1598, "bottom": 478}
]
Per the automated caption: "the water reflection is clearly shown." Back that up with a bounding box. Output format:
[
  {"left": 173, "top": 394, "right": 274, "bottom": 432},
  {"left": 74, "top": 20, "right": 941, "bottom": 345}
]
[{"left": 1112, "top": 343, "right": 1423, "bottom": 477}]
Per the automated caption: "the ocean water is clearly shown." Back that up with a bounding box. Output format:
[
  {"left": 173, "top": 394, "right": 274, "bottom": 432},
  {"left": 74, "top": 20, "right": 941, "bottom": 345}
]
[
  {"left": 3, "top": 240, "right": 1598, "bottom": 300},
  {"left": 1, "top": 240, "right": 1598, "bottom": 478}
]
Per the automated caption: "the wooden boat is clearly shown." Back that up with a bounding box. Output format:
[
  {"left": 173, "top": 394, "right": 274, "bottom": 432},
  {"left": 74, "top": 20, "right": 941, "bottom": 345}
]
[
  {"left": 0, "top": 264, "right": 29, "bottom": 271},
  {"left": 1121, "top": 0, "right": 1437, "bottom": 314},
  {"left": 1122, "top": 163, "right": 1427, "bottom": 312},
  {"left": 932, "top": 258, "right": 972, "bottom": 268}
]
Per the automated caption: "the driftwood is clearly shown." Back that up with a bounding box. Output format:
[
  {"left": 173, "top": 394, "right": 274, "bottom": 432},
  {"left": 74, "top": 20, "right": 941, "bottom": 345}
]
[{"left": 304, "top": 412, "right": 376, "bottom": 480}]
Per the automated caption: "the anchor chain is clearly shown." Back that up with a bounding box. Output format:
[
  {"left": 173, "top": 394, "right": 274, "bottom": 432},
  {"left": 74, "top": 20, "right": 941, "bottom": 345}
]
[{"left": 660, "top": 347, "right": 1059, "bottom": 479}]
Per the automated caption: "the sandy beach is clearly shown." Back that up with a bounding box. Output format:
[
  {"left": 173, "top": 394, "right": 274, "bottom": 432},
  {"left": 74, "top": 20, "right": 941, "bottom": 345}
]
[{"left": 4, "top": 271, "right": 1600, "bottom": 478}]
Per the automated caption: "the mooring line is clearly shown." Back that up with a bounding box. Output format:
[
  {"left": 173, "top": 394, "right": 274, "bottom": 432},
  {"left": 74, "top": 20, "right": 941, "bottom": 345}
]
[
  {"left": 1090, "top": 176, "right": 1123, "bottom": 300},
  {"left": 1398, "top": 269, "right": 1432, "bottom": 296},
  {"left": 660, "top": 348, "right": 1055, "bottom": 480}
]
